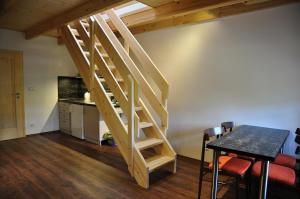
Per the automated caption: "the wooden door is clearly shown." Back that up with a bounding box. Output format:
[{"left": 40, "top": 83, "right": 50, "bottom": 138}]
[{"left": 0, "top": 50, "right": 25, "bottom": 141}]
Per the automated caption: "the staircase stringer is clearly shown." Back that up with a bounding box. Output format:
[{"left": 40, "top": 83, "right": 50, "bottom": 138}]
[{"left": 61, "top": 26, "right": 129, "bottom": 164}]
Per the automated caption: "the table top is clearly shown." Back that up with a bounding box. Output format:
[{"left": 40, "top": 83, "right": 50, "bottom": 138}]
[{"left": 207, "top": 125, "right": 289, "bottom": 161}]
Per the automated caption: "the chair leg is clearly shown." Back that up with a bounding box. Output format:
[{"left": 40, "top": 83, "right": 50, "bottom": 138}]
[
  {"left": 198, "top": 167, "right": 204, "bottom": 199},
  {"left": 246, "top": 172, "right": 251, "bottom": 199},
  {"left": 236, "top": 176, "right": 239, "bottom": 199}
]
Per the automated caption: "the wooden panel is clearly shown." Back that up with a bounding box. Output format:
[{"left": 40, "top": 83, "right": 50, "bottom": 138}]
[{"left": 0, "top": 49, "right": 24, "bottom": 141}]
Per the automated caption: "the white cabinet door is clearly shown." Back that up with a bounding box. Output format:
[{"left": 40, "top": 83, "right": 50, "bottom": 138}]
[{"left": 70, "top": 104, "right": 84, "bottom": 139}]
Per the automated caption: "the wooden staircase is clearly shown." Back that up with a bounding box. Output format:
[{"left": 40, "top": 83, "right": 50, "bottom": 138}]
[{"left": 61, "top": 9, "right": 176, "bottom": 188}]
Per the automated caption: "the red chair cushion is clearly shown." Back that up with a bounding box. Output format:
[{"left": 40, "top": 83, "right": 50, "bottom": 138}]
[
  {"left": 209, "top": 156, "right": 232, "bottom": 169},
  {"left": 252, "top": 161, "right": 296, "bottom": 186},
  {"left": 274, "top": 154, "right": 296, "bottom": 169},
  {"left": 221, "top": 157, "right": 251, "bottom": 176},
  {"left": 228, "top": 153, "right": 255, "bottom": 162}
]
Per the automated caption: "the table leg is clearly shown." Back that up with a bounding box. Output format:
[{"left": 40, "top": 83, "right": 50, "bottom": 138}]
[
  {"left": 210, "top": 150, "right": 219, "bottom": 199},
  {"left": 259, "top": 160, "right": 269, "bottom": 199}
]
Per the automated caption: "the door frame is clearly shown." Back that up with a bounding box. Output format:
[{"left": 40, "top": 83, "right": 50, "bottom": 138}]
[{"left": 0, "top": 49, "right": 25, "bottom": 140}]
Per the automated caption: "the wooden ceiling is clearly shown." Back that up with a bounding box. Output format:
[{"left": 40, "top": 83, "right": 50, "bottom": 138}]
[
  {"left": 0, "top": 0, "right": 88, "bottom": 34},
  {"left": 0, "top": 0, "right": 299, "bottom": 39}
]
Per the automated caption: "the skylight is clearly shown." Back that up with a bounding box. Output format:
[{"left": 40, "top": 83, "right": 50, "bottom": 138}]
[{"left": 101, "top": 2, "right": 148, "bottom": 20}]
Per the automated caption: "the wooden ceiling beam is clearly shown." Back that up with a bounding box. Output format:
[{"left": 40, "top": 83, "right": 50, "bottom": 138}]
[
  {"left": 120, "top": 0, "right": 247, "bottom": 28},
  {"left": 129, "top": 0, "right": 299, "bottom": 34},
  {"left": 137, "top": 0, "right": 176, "bottom": 7},
  {"left": 0, "top": 0, "right": 16, "bottom": 16},
  {"left": 24, "top": 0, "right": 130, "bottom": 39}
]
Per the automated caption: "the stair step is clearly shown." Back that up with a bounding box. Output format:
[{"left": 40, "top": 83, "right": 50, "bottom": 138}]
[
  {"left": 83, "top": 51, "right": 108, "bottom": 58},
  {"left": 139, "top": 122, "right": 153, "bottom": 129},
  {"left": 70, "top": 28, "right": 79, "bottom": 36},
  {"left": 146, "top": 155, "right": 175, "bottom": 172},
  {"left": 77, "top": 39, "right": 102, "bottom": 47},
  {"left": 81, "top": 21, "right": 89, "bottom": 28},
  {"left": 99, "top": 77, "right": 123, "bottom": 82},
  {"left": 136, "top": 138, "right": 163, "bottom": 150},
  {"left": 116, "top": 106, "right": 142, "bottom": 114}
]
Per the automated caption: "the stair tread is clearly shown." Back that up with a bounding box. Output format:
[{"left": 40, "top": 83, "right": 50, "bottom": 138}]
[
  {"left": 139, "top": 122, "right": 153, "bottom": 129},
  {"left": 116, "top": 106, "right": 142, "bottom": 114},
  {"left": 70, "top": 28, "right": 80, "bottom": 36},
  {"left": 136, "top": 138, "right": 163, "bottom": 150},
  {"left": 77, "top": 39, "right": 101, "bottom": 47},
  {"left": 99, "top": 77, "right": 123, "bottom": 82},
  {"left": 83, "top": 51, "right": 107, "bottom": 58},
  {"left": 81, "top": 21, "right": 89, "bottom": 27},
  {"left": 146, "top": 155, "right": 175, "bottom": 172}
]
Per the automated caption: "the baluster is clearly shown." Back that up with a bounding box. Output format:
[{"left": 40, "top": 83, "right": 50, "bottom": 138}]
[
  {"left": 89, "top": 16, "right": 95, "bottom": 100},
  {"left": 128, "top": 75, "right": 138, "bottom": 176}
]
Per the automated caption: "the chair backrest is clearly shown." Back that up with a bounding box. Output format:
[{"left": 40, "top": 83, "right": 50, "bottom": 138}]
[
  {"left": 198, "top": 126, "right": 223, "bottom": 198},
  {"left": 204, "top": 127, "right": 223, "bottom": 138},
  {"left": 221, "top": 121, "right": 234, "bottom": 132},
  {"left": 296, "top": 128, "right": 300, "bottom": 135}
]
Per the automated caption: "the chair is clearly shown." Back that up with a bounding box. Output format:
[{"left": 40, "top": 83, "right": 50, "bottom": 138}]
[
  {"left": 198, "top": 127, "right": 252, "bottom": 199},
  {"left": 296, "top": 128, "right": 300, "bottom": 136},
  {"left": 221, "top": 122, "right": 255, "bottom": 163},
  {"left": 273, "top": 128, "right": 298, "bottom": 169},
  {"left": 251, "top": 161, "right": 297, "bottom": 198}
]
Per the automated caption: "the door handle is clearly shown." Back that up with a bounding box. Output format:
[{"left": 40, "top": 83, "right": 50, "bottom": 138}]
[{"left": 15, "top": 93, "right": 20, "bottom": 99}]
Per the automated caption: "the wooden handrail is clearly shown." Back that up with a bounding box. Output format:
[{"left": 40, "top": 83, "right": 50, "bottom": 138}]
[
  {"left": 106, "top": 9, "right": 169, "bottom": 106},
  {"left": 94, "top": 14, "right": 168, "bottom": 132}
]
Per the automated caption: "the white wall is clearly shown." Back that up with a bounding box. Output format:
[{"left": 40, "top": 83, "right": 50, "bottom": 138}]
[
  {"left": 135, "top": 4, "right": 300, "bottom": 160},
  {"left": 0, "top": 29, "right": 77, "bottom": 135}
]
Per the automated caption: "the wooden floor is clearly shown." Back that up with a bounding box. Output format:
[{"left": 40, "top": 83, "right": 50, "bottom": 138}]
[{"left": 0, "top": 132, "right": 298, "bottom": 199}]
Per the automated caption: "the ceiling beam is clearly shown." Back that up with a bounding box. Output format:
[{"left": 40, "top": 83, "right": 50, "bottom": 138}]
[
  {"left": 128, "top": 0, "right": 299, "bottom": 34},
  {"left": 120, "top": 0, "right": 247, "bottom": 28},
  {"left": 0, "top": 0, "right": 16, "bottom": 16},
  {"left": 25, "top": 0, "right": 130, "bottom": 39},
  {"left": 137, "top": 0, "right": 176, "bottom": 7}
]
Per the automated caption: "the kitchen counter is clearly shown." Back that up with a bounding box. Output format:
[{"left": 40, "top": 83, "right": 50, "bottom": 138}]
[
  {"left": 59, "top": 98, "right": 96, "bottom": 106},
  {"left": 58, "top": 98, "right": 123, "bottom": 113}
]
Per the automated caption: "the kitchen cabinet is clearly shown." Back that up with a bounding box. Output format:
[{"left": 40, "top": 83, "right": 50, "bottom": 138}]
[
  {"left": 70, "top": 104, "right": 84, "bottom": 139},
  {"left": 83, "top": 105, "right": 109, "bottom": 144},
  {"left": 58, "top": 102, "right": 71, "bottom": 134},
  {"left": 83, "top": 106, "right": 100, "bottom": 144},
  {"left": 59, "top": 100, "right": 110, "bottom": 144}
]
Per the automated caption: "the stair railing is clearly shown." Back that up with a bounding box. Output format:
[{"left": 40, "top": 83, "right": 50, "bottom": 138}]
[
  {"left": 94, "top": 13, "right": 169, "bottom": 135},
  {"left": 106, "top": 9, "right": 169, "bottom": 108}
]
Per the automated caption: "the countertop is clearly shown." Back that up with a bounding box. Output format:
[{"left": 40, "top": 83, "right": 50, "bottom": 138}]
[
  {"left": 58, "top": 98, "right": 123, "bottom": 113},
  {"left": 59, "top": 98, "right": 96, "bottom": 106}
]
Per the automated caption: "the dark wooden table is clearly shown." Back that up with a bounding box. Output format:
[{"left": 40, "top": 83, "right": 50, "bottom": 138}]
[{"left": 207, "top": 125, "right": 289, "bottom": 199}]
